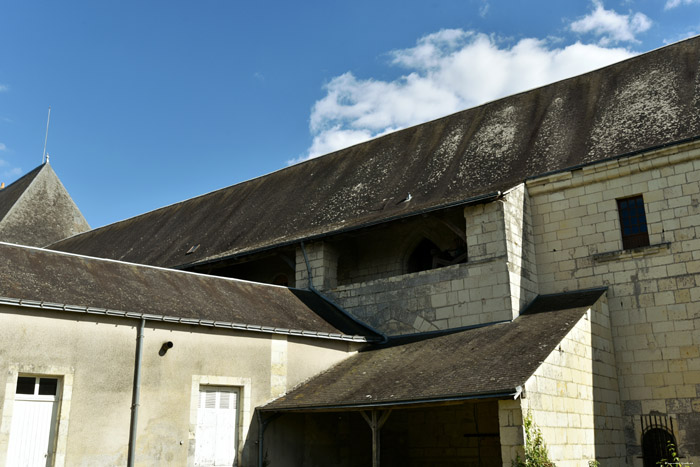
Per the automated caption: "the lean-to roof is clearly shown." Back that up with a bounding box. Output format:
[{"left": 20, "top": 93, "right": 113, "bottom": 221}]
[
  {"left": 51, "top": 37, "right": 700, "bottom": 267},
  {"left": 0, "top": 242, "right": 379, "bottom": 341},
  {"left": 262, "top": 289, "right": 606, "bottom": 411}
]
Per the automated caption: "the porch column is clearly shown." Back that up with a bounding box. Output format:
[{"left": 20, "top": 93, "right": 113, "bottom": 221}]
[{"left": 360, "top": 409, "right": 392, "bottom": 467}]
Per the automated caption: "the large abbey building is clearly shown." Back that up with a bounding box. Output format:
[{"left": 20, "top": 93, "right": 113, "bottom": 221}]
[{"left": 1, "top": 36, "right": 700, "bottom": 467}]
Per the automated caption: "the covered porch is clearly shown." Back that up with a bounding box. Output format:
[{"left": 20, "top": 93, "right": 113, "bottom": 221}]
[
  {"left": 257, "top": 289, "right": 611, "bottom": 466},
  {"left": 261, "top": 398, "right": 507, "bottom": 467}
]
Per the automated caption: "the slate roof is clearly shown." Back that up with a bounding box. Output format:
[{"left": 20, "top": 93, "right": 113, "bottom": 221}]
[
  {"left": 0, "top": 163, "right": 90, "bottom": 247},
  {"left": 50, "top": 37, "right": 700, "bottom": 267},
  {"left": 262, "top": 289, "right": 606, "bottom": 411},
  {"left": 0, "top": 165, "right": 43, "bottom": 222},
  {"left": 0, "top": 242, "right": 380, "bottom": 341}
]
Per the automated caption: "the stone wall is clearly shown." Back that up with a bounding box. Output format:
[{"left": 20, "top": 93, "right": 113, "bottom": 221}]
[
  {"left": 528, "top": 140, "right": 700, "bottom": 465},
  {"left": 311, "top": 188, "right": 537, "bottom": 335},
  {"left": 328, "top": 260, "right": 511, "bottom": 335},
  {"left": 502, "top": 299, "right": 625, "bottom": 466}
]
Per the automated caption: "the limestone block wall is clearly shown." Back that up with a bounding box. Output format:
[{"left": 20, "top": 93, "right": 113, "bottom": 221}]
[
  {"left": 295, "top": 241, "right": 339, "bottom": 290},
  {"left": 498, "top": 399, "right": 525, "bottom": 466},
  {"left": 465, "top": 184, "right": 538, "bottom": 320},
  {"left": 528, "top": 140, "right": 700, "bottom": 465},
  {"left": 296, "top": 189, "right": 535, "bottom": 335},
  {"left": 502, "top": 184, "right": 539, "bottom": 316},
  {"left": 517, "top": 301, "right": 625, "bottom": 466},
  {"left": 328, "top": 260, "right": 511, "bottom": 336}
]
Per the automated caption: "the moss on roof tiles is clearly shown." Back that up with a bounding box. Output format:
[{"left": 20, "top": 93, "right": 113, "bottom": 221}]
[
  {"left": 50, "top": 37, "right": 700, "bottom": 267},
  {"left": 0, "top": 242, "right": 379, "bottom": 339},
  {"left": 262, "top": 289, "right": 605, "bottom": 410}
]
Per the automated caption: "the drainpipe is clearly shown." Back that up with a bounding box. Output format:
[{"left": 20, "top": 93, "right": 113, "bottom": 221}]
[
  {"left": 299, "top": 241, "right": 314, "bottom": 290},
  {"left": 257, "top": 411, "right": 280, "bottom": 467},
  {"left": 127, "top": 318, "right": 146, "bottom": 467}
]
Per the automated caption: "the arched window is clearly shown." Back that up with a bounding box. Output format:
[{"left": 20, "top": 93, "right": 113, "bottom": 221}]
[
  {"left": 271, "top": 273, "right": 289, "bottom": 287},
  {"left": 642, "top": 428, "right": 677, "bottom": 467},
  {"left": 406, "top": 238, "right": 440, "bottom": 274},
  {"left": 406, "top": 236, "right": 467, "bottom": 274}
]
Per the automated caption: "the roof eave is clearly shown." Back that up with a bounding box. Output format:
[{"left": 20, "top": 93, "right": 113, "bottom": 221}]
[
  {"left": 0, "top": 296, "right": 374, "bottom": 343},
  {"left": 260, "top": 387, "right": 522, "bottom": 413}
]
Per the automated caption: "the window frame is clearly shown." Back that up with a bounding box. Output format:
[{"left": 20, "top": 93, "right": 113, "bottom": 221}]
[{"left": 617, "top": 195, "right": 650, "bottom": 250}]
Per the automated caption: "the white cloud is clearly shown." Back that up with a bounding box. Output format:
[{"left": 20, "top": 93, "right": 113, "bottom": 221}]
[
  {"left": 570, "top": 0, "right": 652, "bottom": 45},
  {"left": 0, "top": 143, "right": 6, "bottom": 151},
  {"left": 665, "top": 0, "right": 700, "bottom": 9},
  {"left": 479, "top": 2, "right": 490, "bottom": 18},
  {"left": 0, "top": 84, "right": 7, "bottom": 92},
  {"left": 299, "top": 30, "right": 634, "bottom": 161}
]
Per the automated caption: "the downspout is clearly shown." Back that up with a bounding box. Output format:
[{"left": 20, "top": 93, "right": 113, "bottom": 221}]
[
  {"left": 257, "top": 411, "right": 280, "bottom": 467},
  {"left": 300, "top": 241, "right": 388, "bottom": 343},
  {"left": 127, "top": 318, "right": 145, "bottom": 467},
  {"left": 299, "top": 241, "right": 314, "bottom": 290}
]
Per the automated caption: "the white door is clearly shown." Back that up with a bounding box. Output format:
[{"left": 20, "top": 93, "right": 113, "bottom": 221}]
[
  {"left": 7, "top": 376, "right": 60, "bottom": 467},
  {"left": 195, "top": 386, "right": 239, "bottom": 466}
]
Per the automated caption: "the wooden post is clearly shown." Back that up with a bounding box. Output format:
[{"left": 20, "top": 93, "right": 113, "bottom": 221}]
[{"left": 360, "top": 409, "right": 392, "bottom": 467}]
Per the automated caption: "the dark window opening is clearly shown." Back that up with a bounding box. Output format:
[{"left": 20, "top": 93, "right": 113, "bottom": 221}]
[
  {"left": 641, "top": 414, "right": 679, "bottom": 467},
  {"left": 407, "top": 237, "right": 467, "bottom": 274},
  {"left": 617, "top": 195, "right": 650, "bottom": 250},
  {"left": 271, "top": 273, "right": 290, "bottom": 286},
  {"left": 15, "top": 376, "right": 59, "bottom": 396},
  {"left": 642, "top": 428, "right": 677, "bottom": 467},
  {"left": 407, "top": 238, "right": 438, "bottom": 274},
  {"left": 15, "top": 377, "right": 35, "bottom": 395},
  {"left": 39, "top": 378, "right": 58, "bottom": 396}
]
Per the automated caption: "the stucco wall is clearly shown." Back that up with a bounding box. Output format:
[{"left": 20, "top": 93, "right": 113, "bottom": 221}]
[
  {"left": 0, "top": 307, "right": 355, "bottom": 466},
  {"left": 528, "top": 140, "right": 700, "bottom": 465}
]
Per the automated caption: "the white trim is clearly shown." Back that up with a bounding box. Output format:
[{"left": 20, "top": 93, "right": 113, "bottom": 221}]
[
  {"left": 0, "top": 364, "right": 74, "bottom": 467},
  {"left": 188, "top": 375, "right": 252, "bottom": 467}
]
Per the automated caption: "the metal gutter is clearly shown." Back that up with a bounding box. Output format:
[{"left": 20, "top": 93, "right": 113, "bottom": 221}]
[
  {"left": 176, "top": 191, "right": 502, "bottom": 270},
  {"left": 260, "top": 388, "right": 522, "bottom": 413},
  {"left": 0, "top": 296, "right": 371, "bottom": 343}
]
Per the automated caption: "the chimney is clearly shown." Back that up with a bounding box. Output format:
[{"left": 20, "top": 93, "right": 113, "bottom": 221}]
[{"left": 0, "top": 182, "right": 4, "bottom": 189}]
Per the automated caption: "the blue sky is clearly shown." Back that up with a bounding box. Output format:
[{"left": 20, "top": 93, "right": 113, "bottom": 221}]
[{"left": 1, "top": 0, "right": 699, "bottom": 228}]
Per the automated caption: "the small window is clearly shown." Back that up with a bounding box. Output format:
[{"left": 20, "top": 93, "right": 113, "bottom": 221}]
[
  {"left": 15, "top": 376, "right": 59, "bottom": 396},
  {"left": 15, "top": 377, "right": 36, "bottom": 395},
  {"left": 617, "top": 195, "right": 650, "bottom": 250}
]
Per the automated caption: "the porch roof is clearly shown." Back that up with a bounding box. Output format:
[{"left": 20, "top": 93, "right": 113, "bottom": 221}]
[{"left": 261, "top": 288, "right": 606, "bottom": 411}]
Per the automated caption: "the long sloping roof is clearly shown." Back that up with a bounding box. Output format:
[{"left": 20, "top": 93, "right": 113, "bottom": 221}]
[
  {"left": 262, "top": 289, "right": 606, "bottom": 411},
  {"left": 0, "top": 242, "right": 379, "bottom": 341},
  {"left": 51, "top": 37, "right": 700, "bottom": 267},
  {"left": 0, "top": 163, "right": 90, "bottom": 247}
]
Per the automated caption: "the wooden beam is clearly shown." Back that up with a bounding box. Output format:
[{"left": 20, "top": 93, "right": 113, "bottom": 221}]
[{"left": 360, "top": 409, "right": 392, "bottom": 467}]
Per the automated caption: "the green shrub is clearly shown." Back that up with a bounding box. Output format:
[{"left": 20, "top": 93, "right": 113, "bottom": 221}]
[{"left": 512, "top": 412, "right": 556, "bottom": 467}]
